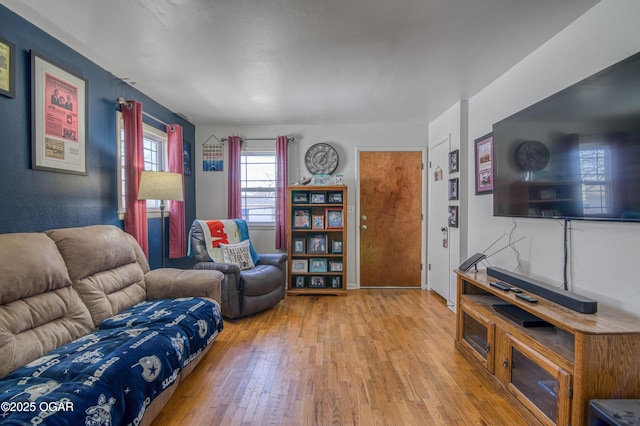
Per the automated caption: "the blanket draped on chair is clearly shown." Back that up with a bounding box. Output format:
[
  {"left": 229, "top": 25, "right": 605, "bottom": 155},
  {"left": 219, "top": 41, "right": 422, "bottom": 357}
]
[{"left": 188, "top": 219, "right": 260, "bottom": 265}]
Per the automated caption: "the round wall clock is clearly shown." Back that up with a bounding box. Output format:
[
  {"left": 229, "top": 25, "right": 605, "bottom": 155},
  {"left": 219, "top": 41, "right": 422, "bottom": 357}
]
[{"left": 305, "top": 143, "right": 339, "bottom": 175}]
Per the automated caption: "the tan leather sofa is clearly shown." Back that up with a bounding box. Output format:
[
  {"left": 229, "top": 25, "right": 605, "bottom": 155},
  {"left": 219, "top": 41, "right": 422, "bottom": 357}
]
[{"left": 0, "top": 225, "right": 224, "bottom": 425}]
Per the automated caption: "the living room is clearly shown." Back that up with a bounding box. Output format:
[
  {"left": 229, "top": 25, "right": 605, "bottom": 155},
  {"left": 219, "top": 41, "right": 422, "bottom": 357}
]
[{"left": 1, "top": 1, "right": 640, "bottom": 424}]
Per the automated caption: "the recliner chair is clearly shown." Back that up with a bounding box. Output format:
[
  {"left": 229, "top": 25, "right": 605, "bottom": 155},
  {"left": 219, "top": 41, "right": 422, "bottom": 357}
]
[{"left": 189, "top": 219, "right": 287, "bottom": 319}]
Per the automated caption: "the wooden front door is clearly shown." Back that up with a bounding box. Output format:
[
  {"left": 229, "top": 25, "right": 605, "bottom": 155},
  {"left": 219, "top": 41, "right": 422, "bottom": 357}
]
[{"left": 359, "top": 150, "right": 423, "bottom": 287}]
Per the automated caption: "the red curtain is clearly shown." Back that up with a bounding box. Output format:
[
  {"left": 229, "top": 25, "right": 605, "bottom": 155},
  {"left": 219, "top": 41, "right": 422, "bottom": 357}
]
[
  {"left": 275, "top": 136, "right": 288, "bottom": 249},
  {"left": 167, "top": 124, "right": 186, "bottom": 258},
  {"left": 227, "top": 136, "right": 243, "bottom": 219},
  {"left": 122, "top": 100, "right": 148, "bottom": 257}
]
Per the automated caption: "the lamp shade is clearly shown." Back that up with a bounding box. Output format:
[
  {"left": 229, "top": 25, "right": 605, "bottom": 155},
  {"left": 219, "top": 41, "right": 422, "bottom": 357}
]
[{"left": 137, "top": 171, "right": 184, "bottom": 201}]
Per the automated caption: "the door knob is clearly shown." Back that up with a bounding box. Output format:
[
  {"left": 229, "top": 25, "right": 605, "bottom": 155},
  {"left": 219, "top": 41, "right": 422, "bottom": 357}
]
[{"left": 361, "top": 225, "right": 367, "bottom": 230}]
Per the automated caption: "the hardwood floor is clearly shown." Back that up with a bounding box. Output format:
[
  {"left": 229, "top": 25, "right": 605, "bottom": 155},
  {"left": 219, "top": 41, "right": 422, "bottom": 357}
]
[{"left": 153, "top": 290, "right": 532, "bottom": 425}]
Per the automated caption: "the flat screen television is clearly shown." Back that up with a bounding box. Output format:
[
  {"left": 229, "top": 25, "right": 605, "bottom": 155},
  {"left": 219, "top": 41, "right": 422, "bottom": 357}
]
[{"left": 492, "top": 50, "right": 640, "bottom": 222}]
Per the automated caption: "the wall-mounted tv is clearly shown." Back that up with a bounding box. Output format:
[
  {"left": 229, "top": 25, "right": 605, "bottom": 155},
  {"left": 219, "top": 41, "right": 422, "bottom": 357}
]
[{"left": 492, "top": 50, "right": 640, "bottom": 222}]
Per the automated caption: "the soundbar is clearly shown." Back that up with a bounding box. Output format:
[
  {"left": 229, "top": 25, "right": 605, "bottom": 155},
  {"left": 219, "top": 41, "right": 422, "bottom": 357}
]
[{"left": 487, "top": 267, "right": 598, "bottom": 314}]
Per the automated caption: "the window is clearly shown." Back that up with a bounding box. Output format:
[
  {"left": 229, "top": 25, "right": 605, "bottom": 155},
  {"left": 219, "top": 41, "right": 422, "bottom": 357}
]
[
  {"left": 116, "top": 111, "right": 168, "bottom": 217},
  {"left": 579, "top": 143, "right": 611, "bottom": 216},
  {"left": 241, "top": 150, "right": 277, "bottom": 225}
]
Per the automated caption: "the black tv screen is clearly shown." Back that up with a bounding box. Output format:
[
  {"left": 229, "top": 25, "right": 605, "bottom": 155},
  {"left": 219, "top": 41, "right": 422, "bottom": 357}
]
[{"left": 492, "top": 50, "right": 640, "bottom": 222}]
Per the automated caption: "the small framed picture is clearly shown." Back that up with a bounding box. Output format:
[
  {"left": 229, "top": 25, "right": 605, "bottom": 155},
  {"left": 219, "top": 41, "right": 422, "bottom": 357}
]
[
  {"left": 327, "top": 192, "right": 343, "bottom": 204},
  {"left": 331, "top": 240, "right": 343, "bottom": 254},
  {"left": 449, "top": 149, "right": 459, "bottom": 173},
  {"left": 294, "top": 276, "right": 306, "bottom": 288},
  {"left": 331, "top": 276, "right": 342, "bottom": 289},
  {"left": 310, "top": 192, "right": 326, "bottom": 203},
  {"left": 314, "top": 174, "right": 331, "bottom": 185},
  {"left": 308, "top": 234, "right": 327, "bottom": 254},
  {"left": 309, "top": 276, "right": 327, "bottom": 288},
  {"left": 334, "top": 174, "right": 344, "bottom": 185},
  {"left": 309, "top": 258, "right": 328, "bottom": 273},
  {"left": 329, "top": 261, "right": 343, "bottom": 272},
  {"left": 326, "top": 208, "right": 343, "bottom": 229},
  {"left": 292, "top": 191, "right": 309, "bottom": 203},
  {"left": 293, "top": 208, "right": 311, "bottom": 229},
  {"left": 291, "top": 259, "right": 308, "bottom": 273},
  {"left": 312, "top": 215, "right": 324, "bottom": 229},
  {"left": 448, "top": 178, "right": 459, "bottom": 201},
  {"left": 448, "top": 206, "right": 459, "bottom": 228},
  {"left": 292, "top": 237, "right": 306, "bottom": 254}
]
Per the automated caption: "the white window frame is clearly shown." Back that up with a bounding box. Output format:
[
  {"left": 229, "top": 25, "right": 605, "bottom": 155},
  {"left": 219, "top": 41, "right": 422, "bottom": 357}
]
[
  {"left": 116, "top": 111, "right": 168, "bottom": 220},
  {"left": 240, "top": 143, "right": 277, "bottom": 227}
]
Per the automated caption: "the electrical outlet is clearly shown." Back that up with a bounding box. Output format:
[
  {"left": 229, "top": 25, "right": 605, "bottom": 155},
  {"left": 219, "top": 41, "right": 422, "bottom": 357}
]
[{"left": 347, "top": 205, "right": 355, "bottom": 214}]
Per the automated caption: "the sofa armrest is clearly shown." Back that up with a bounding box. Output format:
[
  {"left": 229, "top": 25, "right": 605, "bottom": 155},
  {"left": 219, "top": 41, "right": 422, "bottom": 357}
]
[
  {"left": 257, "top": 253, "right": 288, "bottom": 267},
  {"left": 145, "top": 268, "right": 223, "bottom": 302}
]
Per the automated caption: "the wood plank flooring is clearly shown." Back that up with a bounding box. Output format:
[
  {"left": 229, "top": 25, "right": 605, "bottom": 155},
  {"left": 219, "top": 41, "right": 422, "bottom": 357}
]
[{"left": 153, "top": 290, "right": 532, "bottom": 425}]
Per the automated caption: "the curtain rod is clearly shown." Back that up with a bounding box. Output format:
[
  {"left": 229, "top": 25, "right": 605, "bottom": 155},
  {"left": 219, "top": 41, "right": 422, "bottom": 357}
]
[
  {"left": 116, "top": 97, "right": 174, "bottom": 130},
  {"left": 220, "top": 136, "right": 295, "bottom": 143}
]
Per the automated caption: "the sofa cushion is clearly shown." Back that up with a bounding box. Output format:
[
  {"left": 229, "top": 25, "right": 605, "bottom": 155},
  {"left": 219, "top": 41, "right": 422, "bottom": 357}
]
[
  {"left": 0, "top": 297, "right": 223, "bottom": 425},
  {"left": 0, "top": 233, "right": 94, "bottom": 378},
  {"left": 46, "top": 225, "right": 147, "bottom": 326}
]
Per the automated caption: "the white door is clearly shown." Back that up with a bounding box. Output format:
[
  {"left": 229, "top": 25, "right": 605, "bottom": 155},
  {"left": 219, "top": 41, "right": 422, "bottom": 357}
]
[{"left": 428, "top": 137, "right": 452, "bottom": 306}]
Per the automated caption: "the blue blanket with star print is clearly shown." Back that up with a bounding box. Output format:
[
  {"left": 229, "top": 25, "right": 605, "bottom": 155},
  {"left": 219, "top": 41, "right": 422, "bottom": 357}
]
[{"left": 0, "top": 297, "right": 223, "bottom": 425}]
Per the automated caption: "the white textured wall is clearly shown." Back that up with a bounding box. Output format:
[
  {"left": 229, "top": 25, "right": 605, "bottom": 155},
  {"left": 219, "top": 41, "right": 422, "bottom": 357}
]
[{"left": 461, "top": 0, "right": 640, "bottom": 314}]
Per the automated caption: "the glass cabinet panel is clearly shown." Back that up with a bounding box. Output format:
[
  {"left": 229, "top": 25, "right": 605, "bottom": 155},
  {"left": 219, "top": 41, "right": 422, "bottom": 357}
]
[{"left": 459, "top": 307, "right": 494, "bottom": 372}]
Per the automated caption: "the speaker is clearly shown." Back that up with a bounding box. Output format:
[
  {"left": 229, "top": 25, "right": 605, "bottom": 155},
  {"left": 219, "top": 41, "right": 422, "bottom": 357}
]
[{"left": 487, "top": 267, "right": 598, "bottom": 314}]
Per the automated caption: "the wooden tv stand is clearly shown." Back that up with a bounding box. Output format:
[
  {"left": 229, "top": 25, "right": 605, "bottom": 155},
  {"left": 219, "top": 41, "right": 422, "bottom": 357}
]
[{"left": 455, "top": 269, "right": 640, "bottom": 426}]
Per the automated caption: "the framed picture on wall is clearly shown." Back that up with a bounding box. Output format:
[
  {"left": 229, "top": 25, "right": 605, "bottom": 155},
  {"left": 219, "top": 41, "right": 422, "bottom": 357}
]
[
  {"left": 31, "top": 51, "right": 88, "bottom": 175},
  {"left": 475, "top": 132, "right": 494, "bottom": 195},
  {"left": 448, "top": 178, "right": 459, "bottom": 200},
  {"left": 448, "top": 205, "right": 459, "bottom": 228},
  {"left": 0, "top": 36, "right": 16, "bottom": 98},
  {"left": 449, "top": 149, "right": 459, "bottom": 173},
  {"left": 183, "top": 141, "right": 192, "bottom": 176}
]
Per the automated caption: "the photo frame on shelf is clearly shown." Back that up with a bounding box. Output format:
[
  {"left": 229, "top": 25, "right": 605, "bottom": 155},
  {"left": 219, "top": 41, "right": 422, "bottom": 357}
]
[
  {"left": 293, "top": 208, "right": 311, "bottom": 229},
  {"left": 309, "top": 258, "right": 328, "bottom": 273},
  {"left": 475, "top": 132, "right": 494, "bottom": 195},
  {"left": 310, "top": 192, "right": 326, "bottom": 203},
  {"left": 292, "top": 237, "right": 306, "bottom": 254},
  {"left": 309, "top": 276, "right": 327, "bottom": 288},
  {"left": 308, "top": 233, "right": 327, "bottom": 254},
  {"left": 448, "top": 205, "right": 459, "bottom": 228},
  {"left": 0, "top": 36, "right": 16, "bottom": 98},
  {"left": 327, "top": 192, "right": 343, "bottom": 203},
  {"left": 312, "top": 214, "right": 324, "bottom": 229},
  {"left": 448, "top": 178, "right": 459, "bottom": 200},
  {"left": 314, "top": 174, "right": 331, "bottom": 185},
  {"left": 294, "top": 276, "right": 306, "bottom": 288},
  {"left": 334, "top": 174, "right": 344, "bottom": 185},
  {"left": 329, "top": 261, "right": 343, "bottom": 272},
  {"left": 326, "top": 208, "right": 343, "bottom": 229},
  {"left": 291, "top": 259, "right": 308, "bottom": 273},
  {"left": 331, "top": 276, "right": 342, "bottom": 289},
  {"left": 31, "top": 51, "right": 88, "bottom": 175},
  {"left": 449, "top": 149, "right": 459, "bottom": 173},
  {"left": 331, "top": 240, "right": 343, "bottom": 254},
  {"left": 292, "top": 191, "right": 309, "bottom": 203}
]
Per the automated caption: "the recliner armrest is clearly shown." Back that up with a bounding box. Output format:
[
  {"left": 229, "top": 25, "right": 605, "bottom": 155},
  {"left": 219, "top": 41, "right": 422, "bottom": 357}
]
[
  {"left": 194, "top": 261, "right": 241, "bottom": 275},
  {"left": 145, "top": 268, "right": 223, "bottom": 302},
  {"left": 257, "top": 253, "right": 288, "bottom": 267}
]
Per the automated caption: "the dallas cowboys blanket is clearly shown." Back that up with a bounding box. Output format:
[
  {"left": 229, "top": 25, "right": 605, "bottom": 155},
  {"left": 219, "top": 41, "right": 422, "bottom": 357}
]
[{"left": 0, "top": 297, "right": 223, "bottom": 425}]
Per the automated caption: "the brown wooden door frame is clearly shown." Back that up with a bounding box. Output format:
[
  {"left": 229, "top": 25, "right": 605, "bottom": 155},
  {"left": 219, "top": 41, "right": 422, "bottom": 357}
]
[{"left": 355, "top": 146, "right": 427, "bottom": 289}]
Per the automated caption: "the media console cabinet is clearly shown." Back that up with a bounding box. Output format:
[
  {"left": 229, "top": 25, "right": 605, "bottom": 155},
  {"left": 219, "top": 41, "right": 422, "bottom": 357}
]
[{"left": 455, "top": 269, "right": 640, "bottom": 426}]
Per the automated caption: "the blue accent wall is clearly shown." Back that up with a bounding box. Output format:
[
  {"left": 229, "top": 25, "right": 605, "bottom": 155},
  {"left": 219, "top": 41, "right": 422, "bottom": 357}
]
[{"left": 0, "top": 6, "right": 197, "bottom": 269}]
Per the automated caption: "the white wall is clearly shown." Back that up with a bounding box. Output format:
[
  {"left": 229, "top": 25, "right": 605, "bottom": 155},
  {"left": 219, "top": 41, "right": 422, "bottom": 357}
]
[
  {"left": 195, "top": 123, "right": 428, "bottom": 287},
  {"left": 436, "top": 0, "right": 640, "bottom": 314}
]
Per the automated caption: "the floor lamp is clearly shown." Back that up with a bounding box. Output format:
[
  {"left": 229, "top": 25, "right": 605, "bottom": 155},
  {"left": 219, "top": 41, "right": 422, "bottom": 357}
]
[{"left": 137, "top": 171, "right": 184, "bottom": 267}]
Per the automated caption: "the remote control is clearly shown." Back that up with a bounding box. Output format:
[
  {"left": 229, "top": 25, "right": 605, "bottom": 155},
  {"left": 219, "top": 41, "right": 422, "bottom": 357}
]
[
  {"left": 490, "top": 281, "right": 511, "bottom": 291},
  {"left": 509, "top": 287, "right": 523, "bottom": 293},
  {"left": 516, "top": 293, "right": 538, "bottom": 303}
]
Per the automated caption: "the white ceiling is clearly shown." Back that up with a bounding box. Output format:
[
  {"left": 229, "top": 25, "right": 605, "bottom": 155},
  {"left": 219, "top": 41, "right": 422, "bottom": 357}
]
[{"left": 3, "top": 0, "right": 599, "bottom": 126}]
